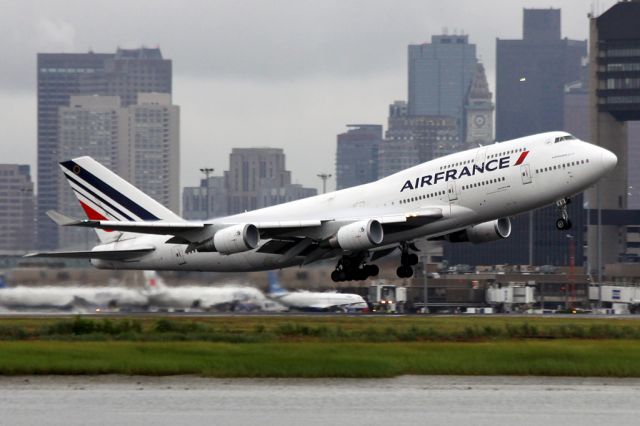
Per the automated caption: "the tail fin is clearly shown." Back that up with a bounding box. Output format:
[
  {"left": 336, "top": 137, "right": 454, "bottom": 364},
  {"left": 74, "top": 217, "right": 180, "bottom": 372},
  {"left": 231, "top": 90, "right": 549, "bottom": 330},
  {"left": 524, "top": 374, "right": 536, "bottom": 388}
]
[
  {"left": 142, "top": 271, "right": 167, "bottom": 293},
  {"left": 267, "top": 270, "right": 287, "bottom": 295},
  {"left": 59, "top": 156, "right": 182, "bottom": 243}
]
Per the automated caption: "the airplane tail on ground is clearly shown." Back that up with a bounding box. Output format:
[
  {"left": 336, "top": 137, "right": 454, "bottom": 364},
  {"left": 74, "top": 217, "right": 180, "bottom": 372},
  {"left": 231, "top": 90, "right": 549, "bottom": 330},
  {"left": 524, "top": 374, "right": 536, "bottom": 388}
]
[
  {"left": 142, "top": 271, "right": 168, "bottom": 293},
  {"left": 59, "top": 156, "right": 183, "bottom": 243},
  {"left": 267, "top": 271, "right": 287, "bottom": 295}
]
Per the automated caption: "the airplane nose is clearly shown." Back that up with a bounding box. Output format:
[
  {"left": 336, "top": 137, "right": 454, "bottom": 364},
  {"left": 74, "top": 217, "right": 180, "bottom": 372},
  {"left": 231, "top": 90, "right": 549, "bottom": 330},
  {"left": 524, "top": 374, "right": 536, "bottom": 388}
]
[{"left": 600, "top": 149, "right": 617, "bottom": 173}]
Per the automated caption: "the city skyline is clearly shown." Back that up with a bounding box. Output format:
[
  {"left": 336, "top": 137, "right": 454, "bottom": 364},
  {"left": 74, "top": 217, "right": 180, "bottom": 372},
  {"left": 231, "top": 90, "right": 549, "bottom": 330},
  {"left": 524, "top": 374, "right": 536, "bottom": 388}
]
[{"left": 0, "top": 1, "right": 614, "bottom": 194}]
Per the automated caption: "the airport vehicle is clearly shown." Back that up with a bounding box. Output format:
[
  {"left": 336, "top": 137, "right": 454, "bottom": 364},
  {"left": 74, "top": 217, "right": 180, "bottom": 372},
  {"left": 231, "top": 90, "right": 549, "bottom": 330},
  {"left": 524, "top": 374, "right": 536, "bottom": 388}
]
[
  {"left": 369, "top": 283, "right": 407, "bottom": 313},
  {"left": 142, "top": 271, "right": 269, "bottom": 311},
  {"left": 28, "top": 131, "right": 617, "bottom": 281},
  {"left": 267, "top": 271, "right": 368, "bottom": 312}
]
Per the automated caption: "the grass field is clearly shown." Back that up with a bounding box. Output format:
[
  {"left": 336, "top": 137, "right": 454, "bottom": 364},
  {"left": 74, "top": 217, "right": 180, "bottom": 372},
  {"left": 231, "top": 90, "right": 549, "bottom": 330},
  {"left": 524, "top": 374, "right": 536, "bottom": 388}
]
[{"left": 1, "top": 315, "right": 640, "bottom": 377}]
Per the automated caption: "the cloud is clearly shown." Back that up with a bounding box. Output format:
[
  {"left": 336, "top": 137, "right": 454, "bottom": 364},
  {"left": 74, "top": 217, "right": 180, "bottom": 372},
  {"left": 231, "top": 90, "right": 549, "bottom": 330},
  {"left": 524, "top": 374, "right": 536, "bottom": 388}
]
[{"left": 35, "top": 16, "right": 76, "bottom": 52}]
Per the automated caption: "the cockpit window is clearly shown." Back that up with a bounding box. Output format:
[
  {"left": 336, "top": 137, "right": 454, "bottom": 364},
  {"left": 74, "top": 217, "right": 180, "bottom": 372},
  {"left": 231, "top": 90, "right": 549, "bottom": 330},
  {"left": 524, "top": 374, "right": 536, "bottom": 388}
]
[{"left": 554, "top": 135, "right": 576, "bottom": 143}]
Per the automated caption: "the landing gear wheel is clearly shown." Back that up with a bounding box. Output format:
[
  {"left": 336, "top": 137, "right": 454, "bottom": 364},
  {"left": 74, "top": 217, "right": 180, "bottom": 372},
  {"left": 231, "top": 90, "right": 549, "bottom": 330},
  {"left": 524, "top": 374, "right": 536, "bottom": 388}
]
[
  {"left": 403, "top": 253, "right": 419, "bottom": 266},
  {"left": 332, "top": 256, "right": 379, "bottom": 282},
  {"left": 555, "top": 218, "right": 572, "bottom": 230},
  {"left": 364, "top": 264, "right": 379, "bottom": 277},
  {"left": 396, "top": 266, "right": 414, "bottom": 278},
  {"left": 555, "top": 198, "right": 572, "bottom": 231}
]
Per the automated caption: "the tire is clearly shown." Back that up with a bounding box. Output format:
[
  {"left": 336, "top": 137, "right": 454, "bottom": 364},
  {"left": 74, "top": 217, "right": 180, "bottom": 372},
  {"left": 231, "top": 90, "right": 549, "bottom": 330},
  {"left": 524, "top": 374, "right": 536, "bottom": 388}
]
[
  {"left": 365, "top": 264, "right": 379, "bottom": 277},
  {"left": 331, "top": 270, "right": 341, "bottom": 282},
  {"left": 407, "top": 253, "right": 419, "bottom": 266},
  {"left": 396, "top": 266, "right": 413, "bottom": 278},
  {"left": 405, "top": 266, "right": 414, "bottom": 278},
  {"left": 555, "top": 218, "right": 567, "bottom": 230},
  {"left": 565, "top": 219, "right": 572, "bottom": 230}
]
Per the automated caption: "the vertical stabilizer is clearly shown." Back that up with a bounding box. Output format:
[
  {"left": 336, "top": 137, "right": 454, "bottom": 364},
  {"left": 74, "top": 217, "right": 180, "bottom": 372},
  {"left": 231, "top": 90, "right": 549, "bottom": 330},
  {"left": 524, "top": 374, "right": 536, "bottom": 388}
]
[{"left": 58, "top": 156, "right": 183, "bottom": 243}]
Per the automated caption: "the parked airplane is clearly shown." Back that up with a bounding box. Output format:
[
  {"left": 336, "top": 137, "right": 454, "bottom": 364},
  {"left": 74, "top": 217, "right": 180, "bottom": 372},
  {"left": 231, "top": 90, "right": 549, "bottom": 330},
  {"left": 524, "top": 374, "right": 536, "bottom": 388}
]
[
  {"left": 0, "top": 285, "right": 148, "bottom": 311},
  {"left": 266, "top": 271, "right": 368, "bottom": 312},
  {"left": 28, "top": 131, "right": 616, "bottom": 281},
  {"left": 142, "top": 271, "right": 271, "bottom": 311}
]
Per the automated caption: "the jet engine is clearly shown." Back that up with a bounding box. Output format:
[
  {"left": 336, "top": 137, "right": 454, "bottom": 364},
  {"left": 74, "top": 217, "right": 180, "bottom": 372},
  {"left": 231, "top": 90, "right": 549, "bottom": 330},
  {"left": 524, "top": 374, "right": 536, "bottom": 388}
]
[
  {"left": 445, "top": 218, "right": 511, "bottom": 244},
  {"left": 211, "top": 224, "right": 260, "bottom": 254},
  {"left": 327, "top": 219, "right": 384, "bottom": 250}
]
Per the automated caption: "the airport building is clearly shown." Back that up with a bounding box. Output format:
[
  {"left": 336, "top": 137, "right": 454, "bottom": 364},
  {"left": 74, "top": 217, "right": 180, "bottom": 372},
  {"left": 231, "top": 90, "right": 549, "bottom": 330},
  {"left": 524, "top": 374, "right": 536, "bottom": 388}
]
[
  {"left": 0, "top": 165, "right": 35, "bottom": 253},
  {"left": 335, "top": 125, "right": 381, "bottom": 190},
  {"left": 37, "top": 48, "right": 172, "bottom": 249}
]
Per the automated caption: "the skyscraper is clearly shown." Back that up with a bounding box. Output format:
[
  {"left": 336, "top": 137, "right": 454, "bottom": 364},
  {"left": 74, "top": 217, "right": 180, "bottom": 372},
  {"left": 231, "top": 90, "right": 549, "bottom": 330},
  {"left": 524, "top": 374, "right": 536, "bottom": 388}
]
[
  {"left": 464, "top": 63, "right": 494, "bottom": 147},
  {"left": 408, "top": 34, "right": 477, "bottom": 130},
  {"left": 57, "top": 95, "right": 127, "bottom": 248},
  {"left": 37, "top": 48, "right": 172, "bottom": 249},
  {"left": 445, "top": 8, "right": 587, "bottom": 267},
  {"left": 128, "top": 93, "right": 180, "bottom": 214},
  {"left": 182, "top": 176, "right": 228, "bottom": 220},
  {"left": 0, "top": 165, "right": 35, "bottom": 252},
  {"left": 379, "top": 101, "right": 459, "bottom": 178},
  {"left": 496, "top": 9, "right": 586, "bottom": 141},
  {"left": 224, "top": 148, "right": 315, "bottom": 214},
  {"left": 57, "top": 94, "right": 179, "bottom": 248},
  {"left": 335, "top": 125, "right": 381, "bottom": 190},
  {"left": 225, "top": 148, "right": 291, "bottom": 214}
]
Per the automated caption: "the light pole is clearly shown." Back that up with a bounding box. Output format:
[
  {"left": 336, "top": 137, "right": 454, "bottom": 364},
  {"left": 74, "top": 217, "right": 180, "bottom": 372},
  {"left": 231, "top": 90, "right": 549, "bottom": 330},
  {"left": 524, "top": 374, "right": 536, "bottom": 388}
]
[
  {"left": 199, "top": 167, "right": 215, "bottom": 219},
  {"left": 566, "top": 234, "right": 575, "bottom": 310},
  {"left": 317, "top": 173, "right": 332, "bottom": 194}
]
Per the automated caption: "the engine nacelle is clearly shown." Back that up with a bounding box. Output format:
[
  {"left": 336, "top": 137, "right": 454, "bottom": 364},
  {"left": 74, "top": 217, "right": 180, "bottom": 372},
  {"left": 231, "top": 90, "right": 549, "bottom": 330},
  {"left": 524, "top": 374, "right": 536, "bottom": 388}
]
[
  {"left": 446, "top": 218, "right": 511, "bottom": 244},
  {"left": 329, "top": 219, "right": 384, "bottom": 250},
  {"left": 212, "top": 224, "right": 260, "bottom": 254}
]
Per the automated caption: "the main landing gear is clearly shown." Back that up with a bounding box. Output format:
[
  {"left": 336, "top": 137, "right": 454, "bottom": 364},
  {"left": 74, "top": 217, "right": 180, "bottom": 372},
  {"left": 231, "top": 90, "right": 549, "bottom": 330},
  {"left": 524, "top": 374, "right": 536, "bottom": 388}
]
[
  {"left": 396, "top": 243, "right": 419, "bottom": 278},
  {"left": 331, "top": 256, "right": 379, "bottom": 282},
  {"left": 555, "top": 197, "right": 572, "bottom": 230}
]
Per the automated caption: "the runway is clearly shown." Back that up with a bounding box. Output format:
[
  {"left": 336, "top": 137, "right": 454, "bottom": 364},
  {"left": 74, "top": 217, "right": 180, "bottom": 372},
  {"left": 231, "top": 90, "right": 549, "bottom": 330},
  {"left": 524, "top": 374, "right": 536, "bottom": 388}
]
[{"left": 1, "top": 375, "right": 639, "bottom": 426}]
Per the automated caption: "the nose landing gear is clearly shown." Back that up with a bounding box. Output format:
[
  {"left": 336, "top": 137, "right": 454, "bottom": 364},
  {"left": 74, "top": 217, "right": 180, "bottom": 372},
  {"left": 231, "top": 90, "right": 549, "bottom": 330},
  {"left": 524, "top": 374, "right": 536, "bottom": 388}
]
[{"left": 555, "top": 198, "right": 572, "bottom": 230}]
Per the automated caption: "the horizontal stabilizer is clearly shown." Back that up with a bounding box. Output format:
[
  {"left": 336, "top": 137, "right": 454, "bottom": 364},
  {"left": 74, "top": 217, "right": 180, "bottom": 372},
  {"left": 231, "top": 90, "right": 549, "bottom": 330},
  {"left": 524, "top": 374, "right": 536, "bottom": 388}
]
[
  {"left": 24, "top": 247, "right": 155, "bottom": 260},
  {"left": 46, "top": 210, "right": 83, "bottom": 226}
]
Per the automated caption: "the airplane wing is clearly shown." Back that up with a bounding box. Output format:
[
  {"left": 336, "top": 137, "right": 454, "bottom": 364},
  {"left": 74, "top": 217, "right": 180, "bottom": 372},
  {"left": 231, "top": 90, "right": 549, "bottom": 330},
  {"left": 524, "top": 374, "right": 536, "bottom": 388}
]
[
  {"left": 24, "top": 247, "right": 155, "bottom": 260},
  {"left": 41, "top": 207, "right": 443, "bottom": 261},
  {"left": 46, "top": 208, "right": 442, "bottom": 241}
]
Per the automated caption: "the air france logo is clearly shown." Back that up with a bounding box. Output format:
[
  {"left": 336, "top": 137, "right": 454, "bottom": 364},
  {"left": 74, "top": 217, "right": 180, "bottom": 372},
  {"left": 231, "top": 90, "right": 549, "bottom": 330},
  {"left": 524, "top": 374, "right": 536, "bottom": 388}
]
[{"left": 400, "top": 151, "right": 529, "bottom": 192}]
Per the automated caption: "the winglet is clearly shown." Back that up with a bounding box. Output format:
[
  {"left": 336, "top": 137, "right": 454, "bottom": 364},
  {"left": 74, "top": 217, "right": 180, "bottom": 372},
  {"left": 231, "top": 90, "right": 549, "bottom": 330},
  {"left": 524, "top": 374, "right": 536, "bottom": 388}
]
[{"left": 46, "top": 210, "right": 85, "bottom": 226}]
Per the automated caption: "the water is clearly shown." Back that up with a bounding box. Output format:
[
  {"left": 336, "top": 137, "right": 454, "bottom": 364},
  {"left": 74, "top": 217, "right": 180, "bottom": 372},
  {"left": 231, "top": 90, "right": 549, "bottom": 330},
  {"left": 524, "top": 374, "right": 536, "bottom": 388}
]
[{"left": 1, "top": 375, "right": 639, "bottom": 425}]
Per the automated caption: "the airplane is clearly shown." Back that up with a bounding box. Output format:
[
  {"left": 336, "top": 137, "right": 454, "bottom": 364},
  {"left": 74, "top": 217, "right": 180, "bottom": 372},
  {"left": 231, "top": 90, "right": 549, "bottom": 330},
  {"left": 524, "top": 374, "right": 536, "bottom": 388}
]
[
  {"left": 142, "top": 270, "right": 271, "bottom": 311},
  {"left": 27, "top": 131, "right": 617, "bottom": 281},
  {"left": 0, "top": 284, "right": 148, "bottom": 312},
  {"left": 266, "top": 271, "right": 368, "bottom": 312}
]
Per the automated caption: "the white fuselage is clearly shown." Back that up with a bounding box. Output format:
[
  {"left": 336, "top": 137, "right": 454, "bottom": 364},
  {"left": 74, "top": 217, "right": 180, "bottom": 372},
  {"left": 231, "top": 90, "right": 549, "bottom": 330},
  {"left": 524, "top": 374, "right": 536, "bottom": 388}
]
[
  {"left": 91, "top": 132, "right": 616, "bottom": 272},
  {"left": 272, "top": 291, "right": 368, "bottom": 311},
  {"left": 146, "top": 286, "right": 266, "bottom": 310}
]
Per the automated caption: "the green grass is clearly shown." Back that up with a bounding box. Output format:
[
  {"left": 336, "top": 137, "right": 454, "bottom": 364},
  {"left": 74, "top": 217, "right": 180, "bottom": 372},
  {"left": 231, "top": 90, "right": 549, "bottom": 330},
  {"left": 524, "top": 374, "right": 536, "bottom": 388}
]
[
  {"left": 0, "top": 340, "right": 638, "bottom": 377},
  {"left": 1, "top": 316, "right": 640, "bottom": 377},
  {"left": 1, "top": 316, "right": 640, "bottom": 342}
]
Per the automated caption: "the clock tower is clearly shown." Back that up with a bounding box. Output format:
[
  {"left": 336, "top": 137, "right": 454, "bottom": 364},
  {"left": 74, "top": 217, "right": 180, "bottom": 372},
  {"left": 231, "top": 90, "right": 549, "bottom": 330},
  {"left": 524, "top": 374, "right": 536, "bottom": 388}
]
[{"left": 464, "top": 63, "right": 494, "bottom": 147}]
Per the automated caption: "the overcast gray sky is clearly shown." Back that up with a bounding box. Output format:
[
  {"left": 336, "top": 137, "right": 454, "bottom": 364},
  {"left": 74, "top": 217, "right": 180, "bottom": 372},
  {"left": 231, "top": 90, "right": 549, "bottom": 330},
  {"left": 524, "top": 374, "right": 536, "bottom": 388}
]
[{"left": 0, "top": 0, "right": 616, "bottom": 193}]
